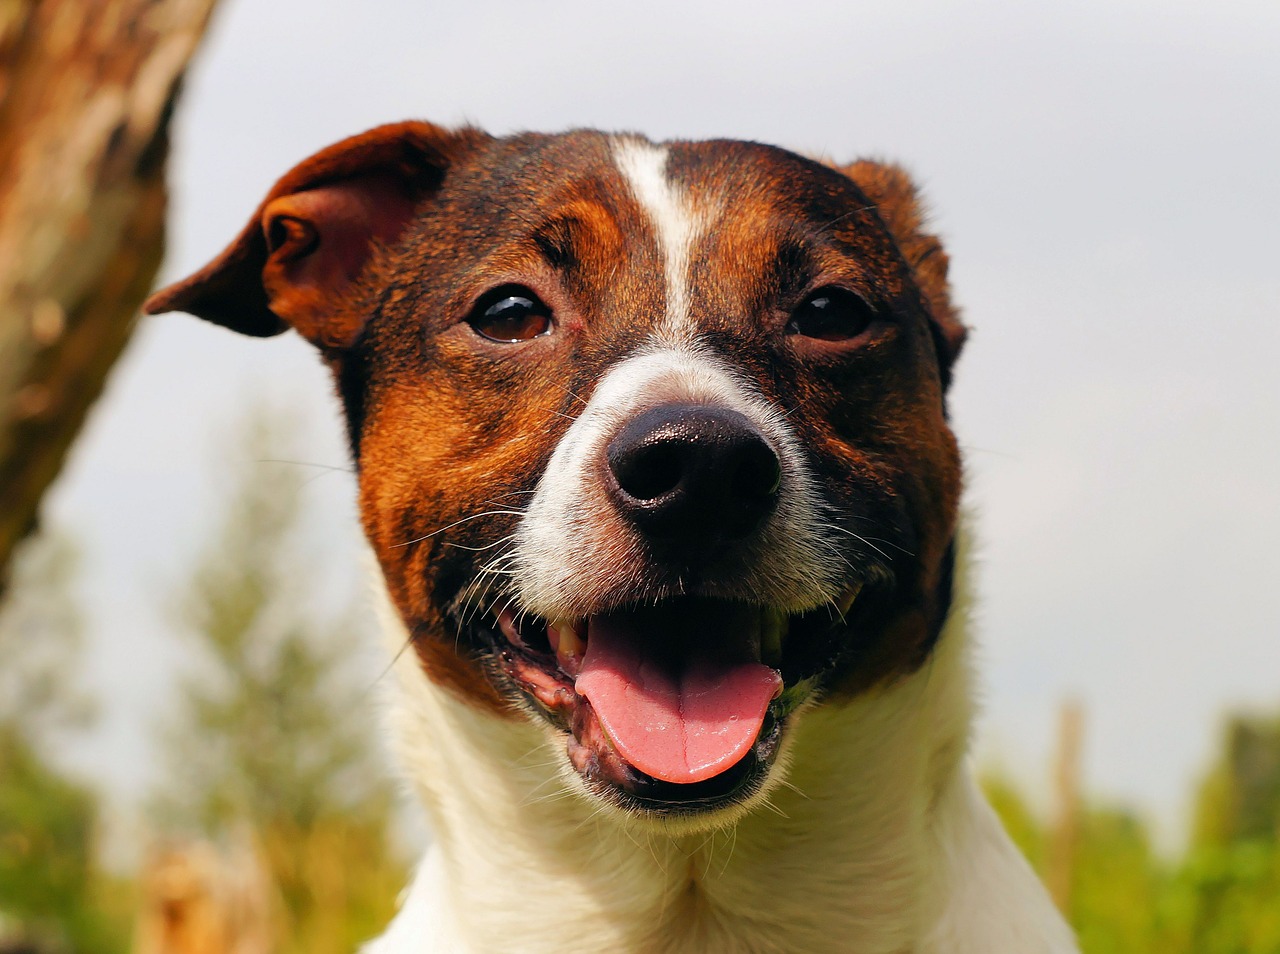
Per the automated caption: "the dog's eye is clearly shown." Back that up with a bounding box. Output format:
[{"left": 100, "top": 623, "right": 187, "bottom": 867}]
[
  {"left": 468, "top": 287, "right": 553, "bottom": 343},
  {"left": 786, "top": 288, "right": 877, "bottom": 342}
]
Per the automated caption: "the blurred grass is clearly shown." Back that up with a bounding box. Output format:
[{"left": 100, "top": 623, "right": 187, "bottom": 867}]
[{"left": 984, "top": 714, "right": 1280, "bottom": 954}]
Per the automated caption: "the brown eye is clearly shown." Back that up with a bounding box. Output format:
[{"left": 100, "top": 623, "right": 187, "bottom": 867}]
[
  {"left": 468, "top": 287, "right": 553, "bottom": 343},
  {"left": 786, "top": 288, "right": 877, "bottom": 342}
]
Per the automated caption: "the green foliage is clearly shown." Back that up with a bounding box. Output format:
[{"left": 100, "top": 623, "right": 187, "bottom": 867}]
[
  {"left": 1195, "top": 716, "right": 1280, "bottom": 849},
  {"left": 1071, "top": 805, "right": 1171, "bottom": 954},
  {"left": 154, "top": 408, "right": 404, "bottom": 952},
  {"left": 0, "top": 532, "right": 128, "bottom": 953},
  {"left": 0, "top": 729, "right": 95, "bottom": 947},
  {"left": 1172, "top": 840, "right": 1280, "bottom": 954},
  {"left": 1178, "top": 714, "right": 1280, "bottom": 954},
  {"left": 984, "top": 711, "right": 1280, "bottom": 954}
]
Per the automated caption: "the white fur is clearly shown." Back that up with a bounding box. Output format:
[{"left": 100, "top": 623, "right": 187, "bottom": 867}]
[
  {"left": 611, "top": 138, "right": 707, "bottom": 341},
  {"left": 364, "top": 567, "right": 1077, "bottom": 953},
  {"left": 510, "top": 342, "right": 844, "bottom": 618}
]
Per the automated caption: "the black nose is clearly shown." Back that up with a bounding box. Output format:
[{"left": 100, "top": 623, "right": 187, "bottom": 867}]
[{"left": 606, "top": 405, "right": 782, "bottom": 553}]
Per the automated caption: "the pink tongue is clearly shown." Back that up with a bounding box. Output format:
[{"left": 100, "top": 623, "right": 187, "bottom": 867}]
[{"left": 575, "top": 605, "right": 782, "bottom": 785}]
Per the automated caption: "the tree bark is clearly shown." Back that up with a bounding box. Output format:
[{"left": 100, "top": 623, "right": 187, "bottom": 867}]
[{"left": 0, "top": 0, "right": 220, "bottom": 589}]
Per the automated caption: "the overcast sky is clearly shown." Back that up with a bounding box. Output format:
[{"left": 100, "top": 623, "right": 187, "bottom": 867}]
[{"left": 39, "top": 0, "right": 1280, "bottom": 845}]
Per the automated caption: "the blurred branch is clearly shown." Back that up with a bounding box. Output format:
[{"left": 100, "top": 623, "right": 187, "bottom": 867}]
[
  {"left": 1047, "top": 698, "right": 1083, "bottom": 912},
  {"left": 133, "top": 834, "right": 278, "bottom": 954},
  {"left": 0, "top": 0, "right": 221, "bottom": 591}
]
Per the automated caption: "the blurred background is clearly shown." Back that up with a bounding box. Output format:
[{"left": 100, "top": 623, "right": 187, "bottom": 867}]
[{"left": 1, "top": 0, "right": 1277, "bottom": 950}]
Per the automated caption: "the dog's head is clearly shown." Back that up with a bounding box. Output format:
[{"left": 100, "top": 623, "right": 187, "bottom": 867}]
[{"left": 147, "top": 121, "right": 966, "bottom": 821}]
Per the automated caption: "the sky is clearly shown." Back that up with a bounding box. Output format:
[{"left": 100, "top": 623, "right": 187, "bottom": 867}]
[{"left": 34, "top": 0, "right": 1280, "bottom": 845}]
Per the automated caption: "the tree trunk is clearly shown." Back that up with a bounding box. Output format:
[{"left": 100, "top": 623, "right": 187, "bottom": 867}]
[{"left": 0, "top": 0, "right": 220, "bottom": 589}]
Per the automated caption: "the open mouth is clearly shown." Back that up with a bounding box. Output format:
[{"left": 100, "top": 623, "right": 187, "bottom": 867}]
[{"left": 463, "top": 588, "right": 862, "bottom": 815}]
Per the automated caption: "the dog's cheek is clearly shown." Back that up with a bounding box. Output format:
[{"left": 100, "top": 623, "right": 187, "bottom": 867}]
[
  {"left": 864, "top": 417, "right": 963, "bottom": 690},
  {"left": 891, "top": 385, "right": 964, "bottom": 569},
  {"left": 833, "top": 345, "right": 962, "bottom": 562},
  {"left": 405, "top": 600, "right": 509, "bottom": 713},
  {"left": 814, "top": 382, "right": 962, "bottom": 699},
  {"left": 355, "top": 374, "right": 577, "bottom": 714},
  {"left": 355, "top": 390, "right": 516, "bottom": 712}
]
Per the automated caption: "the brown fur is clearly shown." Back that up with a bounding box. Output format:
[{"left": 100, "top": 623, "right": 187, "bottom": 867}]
[{"left": 145, "top": 122, "right": 966, "bottom": 718}]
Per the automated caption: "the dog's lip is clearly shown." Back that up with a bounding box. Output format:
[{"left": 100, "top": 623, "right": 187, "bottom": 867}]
[
  {"left": 497, "top": 609, "right": 587, "bottom": 678},
  {"left": 468, "top": 585, "right": 862, "bottom": 811}
]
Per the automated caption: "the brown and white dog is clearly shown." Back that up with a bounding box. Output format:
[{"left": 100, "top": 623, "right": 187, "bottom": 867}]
[{"left": 146, "top": 121, "right": 1077, "bottom": 953}]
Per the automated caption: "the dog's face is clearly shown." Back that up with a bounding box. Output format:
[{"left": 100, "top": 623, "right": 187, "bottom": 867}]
[{"left": 148, "top": 122, "right": 966, "bottom": 820}]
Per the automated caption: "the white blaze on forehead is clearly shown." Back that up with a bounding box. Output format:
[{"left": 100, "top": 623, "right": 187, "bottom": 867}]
[{"left": 611, "top": 138, "right": 705, "bottom": 340}]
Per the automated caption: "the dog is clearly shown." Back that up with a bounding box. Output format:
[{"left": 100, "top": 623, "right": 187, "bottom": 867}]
[{"left": 145, "top": 121, "right": 1078, "bottom": 953}]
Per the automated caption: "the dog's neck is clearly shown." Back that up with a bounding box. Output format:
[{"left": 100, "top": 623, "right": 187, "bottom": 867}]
[{"left": 369, "top": 575, "right": 1068, "bottom": 954}]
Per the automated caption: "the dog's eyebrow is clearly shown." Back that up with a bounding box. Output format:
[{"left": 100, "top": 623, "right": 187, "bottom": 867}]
[
  {"left": 772, "top": 237, "right": 819, "bottom": 302},
  {"left": 530, "top": 215, "right": 582, "bottom": 272},
  {"left": 527, "top": 191, "right": 629, "bottom": 276}
]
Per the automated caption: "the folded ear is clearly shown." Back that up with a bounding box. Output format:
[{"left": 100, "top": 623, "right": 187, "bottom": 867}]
[
  {"left": 144, "top": 121, "right": 486, "bottom": 349},
  {"left": 837, "top": 161, "right": 967, "bottom": 381}
]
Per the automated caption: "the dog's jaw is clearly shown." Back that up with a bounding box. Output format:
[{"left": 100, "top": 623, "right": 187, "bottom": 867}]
[
  {"left": 371, "top": 559, "right": 1077, "bottom": 953},
  {"left": 470, "top": 594, "right": 869, "bottom": 822}
]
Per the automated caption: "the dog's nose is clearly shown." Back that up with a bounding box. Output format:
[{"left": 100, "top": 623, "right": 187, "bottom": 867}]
[{"left": 606, "top": 405, "right": 782, "bottom": 550}]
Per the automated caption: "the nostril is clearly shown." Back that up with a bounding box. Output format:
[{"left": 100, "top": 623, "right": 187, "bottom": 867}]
[
  {"left": 730, "top": 442, "right": 783, "bottom": 502},
  {"left": 615, "top": 442, "right": 684, "bottom": 502}
]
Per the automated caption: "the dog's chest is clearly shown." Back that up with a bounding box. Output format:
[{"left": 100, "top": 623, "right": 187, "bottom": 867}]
[{"left": 376, "top": 818, "right": 928, "bottom": 954}]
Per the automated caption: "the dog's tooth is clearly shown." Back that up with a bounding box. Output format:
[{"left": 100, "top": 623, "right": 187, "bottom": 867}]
[
  {"left": 760, "top": 608, "right": 788, "bottom": 667},
  {"left": 547, "top": 620, "right": 560, "bottom": 654},
  {"left": 497, "top": 608, "right": 523, "bottom": 646},
  {"left": 549, "top": 619, "right": 585, "bottom": 676}
]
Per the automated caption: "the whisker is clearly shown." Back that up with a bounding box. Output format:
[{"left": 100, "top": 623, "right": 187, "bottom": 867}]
[
  {"left": 520, "top": 773, "right": 572, "bottom": 807},
  {"left": 255, "top": 458, "right": 355, "bottom": 474},
  {"left": 777, "top": 778, "right": 810, "bottom": 801},
  {"left": 547, "top": 380, "right": 589, "bottom": 409},
  {"left": 484, "top": 489, "right": 539, "bottom": 502},
  {"left": 392, "top": 510, "right": 525, "bottom": 548},
  {"left": 825, "top": 523, "right": 898, "bottom": 561},
  {"left": 718, "top": 825, "right": 739, "bottom": 877},
  {"left": 255, "top": 457, "right": 357, "bottom": 492},
  {"left": 364, "top": 617, "right": 428, "bottom": 695},
  {"left": 813, "top": 203, "right": 877, "bottom": 236},
  {"left": 757, "top": 795, "right": 790, "bottom": 819},
  {"left": 960, "top": 443, "right": 1017, "bottom": 460},
  {"left": 443, "top": 533, "right": 520, "bottom": 553},
  {"left": 778, "top": 392, "right": 819, "bottom": 419}
]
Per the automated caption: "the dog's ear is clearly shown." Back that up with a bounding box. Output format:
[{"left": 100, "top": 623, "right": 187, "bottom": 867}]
[
  {"left": 837, "top": 161, "right": 967, "bottom": 381},
  {"left": 144, "top": 121, "right": 486, "bottom": 349}
]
